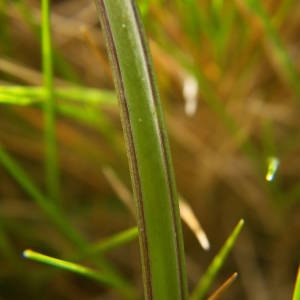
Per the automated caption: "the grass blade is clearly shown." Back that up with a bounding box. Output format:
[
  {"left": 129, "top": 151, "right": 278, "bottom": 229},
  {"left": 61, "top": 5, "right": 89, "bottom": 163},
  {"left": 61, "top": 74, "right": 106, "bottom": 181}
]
[
  {"left": 23, "top": 249, "right": 136, "bottom": 299},
  {"left": 13, "top": 0, "right": 80, "bottom": 82},
  {"left": 87, "top": 227, "right": 139, "bottom": 255},
  {"left": 0, "top": 94, "right": 39, "bottom": 105},
  {"left": 0, "top": 86, "right": 116, "bottom": 105},
  {"left": 0, "top": 146, "right": 131, "bottom": 288},
  {"left": 190, "top": 219, "right": 244, "bottom": 300},
  {"left": 94, "top": 1, "right": 188, "bottom": 299},
  {"left": 179, "top": 199, "right": 210, "bottom": 251},
  {"left": 42, "top": 0, "right": 60, "bottom": 203},
  {"left": 207, "top": 272, "right": 238, "bottom": 300},
  {"left": 293, "top": 266, "right": 300, "bottom": 300}
]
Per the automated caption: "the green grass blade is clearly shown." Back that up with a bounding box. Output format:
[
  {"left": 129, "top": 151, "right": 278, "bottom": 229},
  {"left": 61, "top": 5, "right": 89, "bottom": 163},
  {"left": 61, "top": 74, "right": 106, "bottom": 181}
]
[
  {"left": 54, "top": 87, "right": 116, "bottom": 104},
  {"left": 15, "top": 0, "right": 80, "bottom": 82},
  {"left": 190, "top": 219, "right": 244, "bottom": 300},
  {"left": 88, "top": 227, "right": 138, "bottom": 254},
  {"left": 0, "top": 147, "right": 85, "bottom": 248},
  {"left": 23, "top": 249, "right": 136, "bottom": 299},
  {"left": 0, "top": 87, "right": 119, "bottom": 149},
  {"left": 0, "top": 86, "right": 116, "bottom": 105},
  {"left": 94, "top": 1, "right": 188, "bottom": 299},
  {"left": 293, "top": 266, "right": 300, "bottom": 300},
  {"left": 42, "top": 0, "right": 60, "bottom": 204},
  {"left": 0, "top": 94, "right": 39, "bottom": 105},
  {"left": 0, "top": 147, "right": 137, "bottom": 289}
]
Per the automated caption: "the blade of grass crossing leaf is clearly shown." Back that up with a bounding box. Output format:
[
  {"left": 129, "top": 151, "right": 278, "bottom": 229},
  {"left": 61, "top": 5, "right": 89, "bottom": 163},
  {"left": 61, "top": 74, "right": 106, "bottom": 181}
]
[
  {"left": 0, "top": 91, "right": 119, "bottom": 149},
  {"left": 293, "top": 266, "right": 300, "bottom": 300},
  {"left": 190, "top": 219, "right": 244, "bottom": 300},
  {"left": 94, "top": 1, "right": 188, "bottom": 299},
  {"left": 54, "top": 87, "right": 116, "bottom": 104},
  {"left": 42, "top": 0, "right": 60, "bottom": 204},
  {"left": 0, "top": 86, "right": 116, "bottom": 105},
  {"left": 87, "top": 227, "right": 139, "bottom": 255},
  {"left": 72, "top": 227, "right": 138, "bottom": 270},
  {"left": 23, "top": 249, "right": 136, "bottom": 300}
]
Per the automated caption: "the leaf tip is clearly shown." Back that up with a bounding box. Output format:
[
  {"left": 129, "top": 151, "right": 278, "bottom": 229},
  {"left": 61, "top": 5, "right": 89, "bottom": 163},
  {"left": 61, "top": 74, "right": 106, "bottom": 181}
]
[{"left": 22, "top": 249, "right": 32, "bottom": 259}]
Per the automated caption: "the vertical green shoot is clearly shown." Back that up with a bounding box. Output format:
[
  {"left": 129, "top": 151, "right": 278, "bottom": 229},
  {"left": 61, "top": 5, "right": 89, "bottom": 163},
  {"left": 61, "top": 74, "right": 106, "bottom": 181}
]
[
  {"left": 94, "top": 1, "right": 188, "bottom": 299},
  {"left": 190, "top": 219, "right": 244, "bottom": 300},
  {"left": 42, "top": 0, "right": 60, "bottom": 204}
]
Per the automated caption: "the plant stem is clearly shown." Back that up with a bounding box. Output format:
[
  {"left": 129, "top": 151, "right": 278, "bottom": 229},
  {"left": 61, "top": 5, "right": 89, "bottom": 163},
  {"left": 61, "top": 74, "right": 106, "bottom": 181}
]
[
  {"left": 42, "top": 0, "right": 60, "bottom": 204},
  {"left": 94, "top": 1, "right": 188, "bottom": 299}
]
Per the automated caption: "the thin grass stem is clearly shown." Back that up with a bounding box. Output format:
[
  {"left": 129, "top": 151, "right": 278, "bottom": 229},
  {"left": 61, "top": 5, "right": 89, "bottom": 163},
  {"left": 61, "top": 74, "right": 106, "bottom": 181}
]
[
  {"left": 23, "top": 249, "right": 136, "bottom": 299},
  {"left": 0, "top": 86, "right": 116, "bottom": 105},
  {"left": 207, "top": 272, "right": 238, "bottom": 300},
  {"left": 42, "top": 0, "right": 60, "bottom": 204},
  {"left": 190, "top": 219, "right": 244, "bottom": 300},
  {"left": 87, "top": 227, "right": 139, "bottom": 255}
]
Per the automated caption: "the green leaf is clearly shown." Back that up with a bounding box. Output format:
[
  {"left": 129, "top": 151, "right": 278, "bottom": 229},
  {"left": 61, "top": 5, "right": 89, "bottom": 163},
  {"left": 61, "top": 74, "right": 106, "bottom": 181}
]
[
  {"left": 23, "top": 249, "right": 136, "bottom": 299},
  {"left": 94, "top": 1, "right": 188, "bottom": 299},
  {"left": 42, "top": 0, "right": 60, "bottom": 204},
  {"left": 190, "top": 219, "right": 244, "bottom": 300}
]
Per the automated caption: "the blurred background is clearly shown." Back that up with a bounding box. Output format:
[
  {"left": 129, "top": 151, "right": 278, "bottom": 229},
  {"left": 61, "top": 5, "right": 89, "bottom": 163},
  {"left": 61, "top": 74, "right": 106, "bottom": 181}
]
[{"left": 0, "top": 0, "right": 299, "bottom": 299}]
